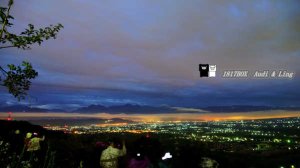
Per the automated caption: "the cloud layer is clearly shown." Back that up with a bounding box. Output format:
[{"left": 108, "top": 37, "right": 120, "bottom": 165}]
[{"left": 0, "top": 0, "right": 299, "bottom": 109}]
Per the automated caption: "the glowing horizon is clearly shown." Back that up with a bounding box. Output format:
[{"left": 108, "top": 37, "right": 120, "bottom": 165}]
[{"left": 0, "top": 110, "right": 299, "bottom": 123}]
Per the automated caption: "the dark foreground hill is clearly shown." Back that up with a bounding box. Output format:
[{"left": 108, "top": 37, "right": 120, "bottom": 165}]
[{"left": 1, "top": 120, "right": 300, "bottom": 168}]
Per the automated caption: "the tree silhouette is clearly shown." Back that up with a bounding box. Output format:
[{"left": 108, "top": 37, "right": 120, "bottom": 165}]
[{"left": 0, "top": 0, "right": 63, "bottom": 100}]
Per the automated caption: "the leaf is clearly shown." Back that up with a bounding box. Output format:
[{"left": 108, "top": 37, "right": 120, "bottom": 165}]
[{"left": 8, "top": 0, "right": 14, "bottom": 6}]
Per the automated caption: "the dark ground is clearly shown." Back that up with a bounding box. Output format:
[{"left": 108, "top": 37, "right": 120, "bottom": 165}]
[{"left": 0, "top": 120, "right": 299, "bottom": 168}]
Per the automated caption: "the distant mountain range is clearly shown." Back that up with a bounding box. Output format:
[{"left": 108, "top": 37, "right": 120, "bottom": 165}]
[
  {"left": 0, "top": 104, "right": 300, "bottom": 114},
  {"left": 26, "top": 117, "right": 134, "bottom": 126},
  {"left": 0, "top": 105, "right": 65, "bottom": 113}
]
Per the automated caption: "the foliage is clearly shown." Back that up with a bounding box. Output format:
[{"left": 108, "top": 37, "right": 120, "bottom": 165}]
[
  {"left": 0, "top": 139, "right": 57, "bottom": 168},
  {"left": 0, "top": 0, "right": 63, "bottom": 100},
  {"left": 1, "top": 62, "right": 38, "bottom": 100},
  {"left": 0, "top": 139, "right": 13, "bottom": 166}
]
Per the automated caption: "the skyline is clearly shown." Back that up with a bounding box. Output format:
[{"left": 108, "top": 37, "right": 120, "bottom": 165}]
[
  {"left": 1, "top": 0, "right": 300, "bottom": 111},
  {"left": 1, "top": 111, "right": 300, "bottom": 122}
]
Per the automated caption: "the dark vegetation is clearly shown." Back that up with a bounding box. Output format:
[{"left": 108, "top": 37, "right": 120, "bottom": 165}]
[{"left": 0, "top": 120, "right": 300, "bottom": 168}]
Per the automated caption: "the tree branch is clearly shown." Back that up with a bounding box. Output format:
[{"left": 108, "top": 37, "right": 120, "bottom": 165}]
[
  {"left": 0, "top": 45, "right": 15, "bottom": 49},
  {"left": 0, "top": 2, "right": 12, "bottom": 40},
  {"left": 0, "top": 66, "right": 8, "bottom": 74}
]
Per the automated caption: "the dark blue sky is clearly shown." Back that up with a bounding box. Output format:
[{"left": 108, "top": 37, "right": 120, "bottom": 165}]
[{"left": 0, "top": 0, "right": 299, "bottom": 110}]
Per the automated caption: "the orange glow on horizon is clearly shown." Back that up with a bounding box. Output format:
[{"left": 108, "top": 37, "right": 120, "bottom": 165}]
[{"left": 0, "top": 110, "right": 299, "bottom": 122}]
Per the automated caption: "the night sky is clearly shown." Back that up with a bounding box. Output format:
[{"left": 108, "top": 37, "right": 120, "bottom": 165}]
[{"left": 1, "top": 0, "right": 299, "bottom": 111}]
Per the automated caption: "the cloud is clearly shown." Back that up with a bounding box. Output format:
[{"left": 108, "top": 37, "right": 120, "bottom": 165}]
[
  {"left": 172, "top": 107, "right": 209, "bottom": 113},
  {"left": 1, "top": 0, "right": 299, "bottom": 108}
]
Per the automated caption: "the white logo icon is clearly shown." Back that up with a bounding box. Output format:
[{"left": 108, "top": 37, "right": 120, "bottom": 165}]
[{"left": 209, "top": 65, "right": 216, "bottom": 77}]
